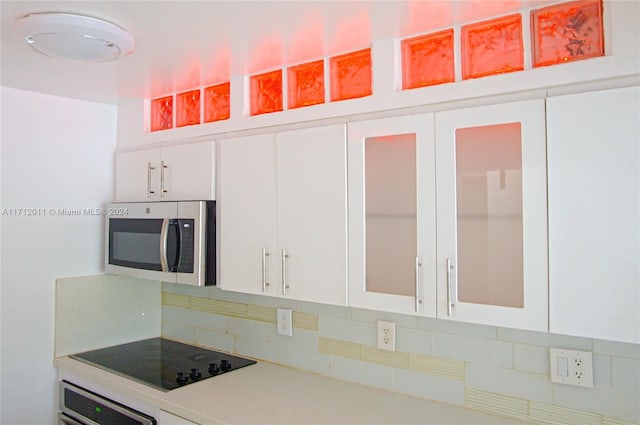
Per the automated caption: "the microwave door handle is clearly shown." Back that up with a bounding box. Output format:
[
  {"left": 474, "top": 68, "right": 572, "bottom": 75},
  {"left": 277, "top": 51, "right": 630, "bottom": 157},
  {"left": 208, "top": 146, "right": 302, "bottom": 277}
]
[
  {"left": 170, "top": 219, "right": 181, "bottom": 271},
  {"left": 160, "top": 219, "right": 170, "bottom": 272}
]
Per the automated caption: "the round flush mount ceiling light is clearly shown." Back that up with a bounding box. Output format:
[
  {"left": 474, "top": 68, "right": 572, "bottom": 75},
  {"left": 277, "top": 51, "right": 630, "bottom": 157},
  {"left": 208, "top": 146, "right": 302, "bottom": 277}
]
[{"left": 13, "top": 12, "right": 134, "bottom": 62}]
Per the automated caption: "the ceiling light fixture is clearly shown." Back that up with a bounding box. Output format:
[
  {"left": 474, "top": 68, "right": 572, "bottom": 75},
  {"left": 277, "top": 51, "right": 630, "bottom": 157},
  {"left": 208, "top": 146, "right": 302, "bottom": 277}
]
[{"left": 13, "top": 12, "right": 134, "bottom": 63}]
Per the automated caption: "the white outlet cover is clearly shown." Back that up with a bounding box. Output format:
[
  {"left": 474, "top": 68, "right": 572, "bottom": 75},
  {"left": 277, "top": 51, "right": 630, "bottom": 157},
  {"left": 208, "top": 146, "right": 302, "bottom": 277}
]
[
  {"left": 277, "top": 308, "right": 292, "bottom": 337},
  {"left": 549, "top": 348, "right": 594, "bottom": 388},
  {"left": 377, "top": 320, "right": 395, "bottom": 351}
]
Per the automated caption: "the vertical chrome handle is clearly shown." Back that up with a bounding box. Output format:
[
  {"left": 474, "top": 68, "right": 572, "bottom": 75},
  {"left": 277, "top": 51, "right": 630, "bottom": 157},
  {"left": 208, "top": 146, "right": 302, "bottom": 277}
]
[
  {"left": 446, "top": 258, "right": 454, "bottom": 316},
  {"left": 160, "top": 160, "right": 168, "bottom": 197},
  {"left": 147, "top": 162, "right": 155, "bottom": 198},
  {"left": 262, "top": 248, "right": 270, "bottom": 292},
  {"left": 415, "top": 257, "right": 422, "bottom": 312},
  {"left": 281, "top": 249, "right": 290, "bottom": 295},
  {"left": 159, "top": 219, "right": 170, "bottom": 272}
]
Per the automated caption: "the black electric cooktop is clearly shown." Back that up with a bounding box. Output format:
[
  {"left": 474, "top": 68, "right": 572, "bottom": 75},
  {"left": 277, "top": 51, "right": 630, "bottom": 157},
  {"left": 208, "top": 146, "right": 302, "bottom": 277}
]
[{"left": 70, "top": 338, "right": 256, "bottom": 392}]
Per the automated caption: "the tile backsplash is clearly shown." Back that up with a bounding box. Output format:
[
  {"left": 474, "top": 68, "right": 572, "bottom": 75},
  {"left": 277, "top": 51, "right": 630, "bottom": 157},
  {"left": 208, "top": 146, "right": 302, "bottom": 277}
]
[
  {"left": 55, "top": 275, "right": 161, "bottom": 357},
  {"left": 162, "top": 283, "right": 640, "bottom": 425}
]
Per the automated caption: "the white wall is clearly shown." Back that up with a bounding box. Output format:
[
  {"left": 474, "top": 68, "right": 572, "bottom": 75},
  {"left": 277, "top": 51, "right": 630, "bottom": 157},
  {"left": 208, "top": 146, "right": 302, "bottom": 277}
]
[{"left": 0, "top": 87, "right": 116, "bottom": 424}]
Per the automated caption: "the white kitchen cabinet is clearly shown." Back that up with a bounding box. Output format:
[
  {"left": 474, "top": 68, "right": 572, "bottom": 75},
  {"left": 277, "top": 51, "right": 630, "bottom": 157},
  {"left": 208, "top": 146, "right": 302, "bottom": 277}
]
[
  {"left": 435, "top": 99, "right": 548, "bottom": 331},
  {"left": 218, "top": 124, "right": 347, "bottom": 305},
  {"left": 115, "top": 141, "right": 215, "bottom": 202},
  {"left": 217, "top": 133, "right": 278, "bottom": 296},
  {"left": 348, "top": 115, "right": 437, "bottom": 316},
  {"left": 547, "top": 86, "right": 640, "bottom": 343}
]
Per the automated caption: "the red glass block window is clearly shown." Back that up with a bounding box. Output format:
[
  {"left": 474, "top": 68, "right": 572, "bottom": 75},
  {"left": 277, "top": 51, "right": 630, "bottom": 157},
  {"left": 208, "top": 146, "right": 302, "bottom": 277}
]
[
  {"left": 462, "top": 14, "right": 524, "bottom": 80},
  {"left": 204, "top": 82, "right": 230, "bottom": 123},
  {"left": 176, "top": 90, "right": 201, "bottom": 127},
  {"left": 250, "top": 70, "right": 283, "bottom": 116},
  {"left": 532, "top": 0, "right": 604, "bottom": 68},
  {"left": 150, "top": 95, "right": 173, "bottom": 132},
  {"left": 401, "top": 29, "right": 455, "bottom": 90},
  {"left": 330, "top": 48, "right": 372, "bottom": 102},
  {"left": 288, "top": 60, "right": 325, "bottom": 109}
]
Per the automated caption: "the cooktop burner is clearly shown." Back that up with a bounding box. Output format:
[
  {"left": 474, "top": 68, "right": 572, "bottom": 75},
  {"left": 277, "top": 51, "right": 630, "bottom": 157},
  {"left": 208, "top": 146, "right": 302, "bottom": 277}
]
[{"left": 70, "top": 338, "right": 256, "bottom": 392}]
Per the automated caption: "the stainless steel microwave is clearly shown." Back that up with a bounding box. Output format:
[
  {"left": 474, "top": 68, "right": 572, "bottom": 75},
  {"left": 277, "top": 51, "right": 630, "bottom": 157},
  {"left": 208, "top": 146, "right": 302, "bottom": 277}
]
[{"left": 105, "top": 201, "right": 215, "bottom": 286}]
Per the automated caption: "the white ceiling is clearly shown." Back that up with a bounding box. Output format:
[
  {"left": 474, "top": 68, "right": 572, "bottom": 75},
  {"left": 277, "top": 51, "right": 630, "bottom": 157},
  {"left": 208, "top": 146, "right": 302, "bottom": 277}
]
[{"left": 1, "top": 1, "right": 554, "bottom": 105}]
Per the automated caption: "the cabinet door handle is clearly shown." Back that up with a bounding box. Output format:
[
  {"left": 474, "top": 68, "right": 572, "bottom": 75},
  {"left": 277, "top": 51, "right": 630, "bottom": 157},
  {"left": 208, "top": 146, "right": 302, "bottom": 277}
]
[
  {"left": 160, "top": 160, "right": 168, "bottom": 197},
  {"left": 147, "top": 162, "right": 155, "bottom": 197},
  {"left": 262, "top": 248, "right": 270, "bottom": 292},
  {"left": 446, "top": 258, "right": 454, "bottom": 316},
  {"left": 415, "top": 257, "right": 422, "bottom": 312},
  {"left": 281, "top": 249, "right": 290, "bottom": 296}
]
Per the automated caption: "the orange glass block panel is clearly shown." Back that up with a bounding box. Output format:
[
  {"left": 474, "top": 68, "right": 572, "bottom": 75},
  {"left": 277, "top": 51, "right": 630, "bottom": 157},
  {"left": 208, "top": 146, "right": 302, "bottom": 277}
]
[
  {"left": 330, "top": 48, "right": 372, "bottom": 102},
  {"left": 176, "top": 90, "right": 201, "bottom": 127},
  {"left": 288, "top": 60, "right": 325, "bottom": 109},
  {"left": 204, "top": 82, "right": 230, "bottom": 123},
  {"left": 462, "top": 14, "right": 524, "bottom": 80},
  {"left": 532, "top": 0, "right": 604, "bottom": 68},
  {"left": 150, "top": 95, "right": 173, "bottom": 132},
  {"left": 401, "top": 29, "right": 455, "bottom": 90},
  {"left": 250, "top": 69, "right": 283, "bottom": 116}
]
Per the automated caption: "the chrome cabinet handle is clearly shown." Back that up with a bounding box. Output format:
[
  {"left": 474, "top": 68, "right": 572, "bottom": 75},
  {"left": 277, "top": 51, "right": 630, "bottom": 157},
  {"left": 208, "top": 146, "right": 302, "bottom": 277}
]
[
  {"left": 160, "top": 219, "right": 170, "bottom": 272},
  {"left": 415, "top": 257, "right": 422, "bottom": 312},
  {"left": 446, "top": 258, "right": 454, "bottom": 316},
  {"left": 147, "top": 162, "right": 155, "bottom": 198},
  {"left": 160, "top": 160, "right": 168, "bottom": 197},
  {"left": 262, "top": 248, "right": 270, "bottom": 292},
  {"left": 281, "top": 249, "right": 290, "bottom": 295}
]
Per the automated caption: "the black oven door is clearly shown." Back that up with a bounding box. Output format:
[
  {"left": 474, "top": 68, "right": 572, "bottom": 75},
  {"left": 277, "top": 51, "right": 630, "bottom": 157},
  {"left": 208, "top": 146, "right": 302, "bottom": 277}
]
[{"left": 59, "top": 381, "right": 156, "bottom": 425}]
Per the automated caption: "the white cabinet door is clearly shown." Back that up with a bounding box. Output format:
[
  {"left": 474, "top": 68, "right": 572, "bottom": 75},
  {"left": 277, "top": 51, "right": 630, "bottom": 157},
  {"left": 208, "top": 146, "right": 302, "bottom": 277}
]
[
  {"left": 547, "top": 86, "right": 640, "bottom": 343},
  {"left": 115, "top": 148, "right": 161, "bottom": 202},
  {"left": 218, "top": 125, "right": 348, "bottom": 305},
  {"left": 218, "top": 134, "right": 279, "bottom": 296},
  {"left": 348, "top": 115, "right": 437, "bottom": 316},
  {"left": 277, "top": 124, "right": 348, "bottom": 305},
  {"left": 115, "top": 142, "right": 215, "bottom": 202},
  {"left": 161, "top": 142, "right": 215, "bottom": 201},
  {"left": 435, "top": 99, "right": 548, "bottom": 331}
]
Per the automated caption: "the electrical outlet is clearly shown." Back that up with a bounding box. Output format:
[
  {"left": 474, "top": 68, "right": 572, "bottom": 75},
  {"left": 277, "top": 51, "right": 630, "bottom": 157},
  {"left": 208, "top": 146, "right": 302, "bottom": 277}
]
[
  {"left": 377, "top": 320, "right": 395, "bottom": 351},
  {"left": 277, "top": 308, "right": 292, "bottom": 336},
  {"left": 550, "top": 348, "right": 594, "bottom": 388}
]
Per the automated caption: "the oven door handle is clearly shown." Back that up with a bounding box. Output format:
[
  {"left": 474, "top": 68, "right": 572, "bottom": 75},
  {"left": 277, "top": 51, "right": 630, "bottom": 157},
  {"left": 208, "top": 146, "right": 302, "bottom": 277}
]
[
  {"left": 160, "top": 218, "right": 170, "bottom": 272},
  {"left": 58, "top": 413, "right": 86, "bottom": 425}
]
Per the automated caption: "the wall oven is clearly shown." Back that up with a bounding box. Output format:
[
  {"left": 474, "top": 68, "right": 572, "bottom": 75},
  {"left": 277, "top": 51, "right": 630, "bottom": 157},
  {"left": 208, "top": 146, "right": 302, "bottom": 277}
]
[
  {"left": 59, "top": 381, "right": 156, "bottom": 425},
  {"left": 105, "top": 201, "right": 215, "bottom": 286}
]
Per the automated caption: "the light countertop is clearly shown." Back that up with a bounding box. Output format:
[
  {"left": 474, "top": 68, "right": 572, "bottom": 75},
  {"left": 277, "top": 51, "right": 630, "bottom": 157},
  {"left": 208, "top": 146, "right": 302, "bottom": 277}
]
[{"left": 56, "top": 356, "right": 531, "bottom": 424}]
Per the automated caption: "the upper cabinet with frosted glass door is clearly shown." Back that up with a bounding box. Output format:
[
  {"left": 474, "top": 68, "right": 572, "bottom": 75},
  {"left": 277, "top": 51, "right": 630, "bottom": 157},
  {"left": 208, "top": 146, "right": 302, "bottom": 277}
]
[
  {"left": 348, "top": 114, "right": 437, "bottom": 316},
  {"left": 435, "top": 99, "right": 548, "bottom": 331}
]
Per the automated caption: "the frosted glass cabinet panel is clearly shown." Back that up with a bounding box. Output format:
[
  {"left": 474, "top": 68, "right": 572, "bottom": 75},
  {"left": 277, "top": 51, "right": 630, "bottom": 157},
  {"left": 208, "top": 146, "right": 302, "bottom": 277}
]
[
  {"left": 435, "top": 99, "right": 548, "bottom": 331},
  {"left": 455, "top": 123, "right": 524, "bottom": 308},
  {"left": 365, "top": 134, "right": 417, "bottom": 297},
  {"left": 349, "top": 115, "right": 436, "bottom": 316}
]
